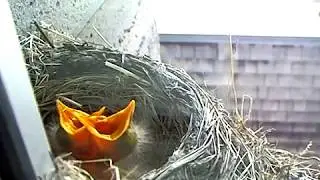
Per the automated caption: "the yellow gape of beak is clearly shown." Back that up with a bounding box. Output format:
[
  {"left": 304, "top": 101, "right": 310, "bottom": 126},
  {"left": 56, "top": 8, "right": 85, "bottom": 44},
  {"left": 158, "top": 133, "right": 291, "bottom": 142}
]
[{"left": 56, "top": 99, "right": 136, "bottom": 160}]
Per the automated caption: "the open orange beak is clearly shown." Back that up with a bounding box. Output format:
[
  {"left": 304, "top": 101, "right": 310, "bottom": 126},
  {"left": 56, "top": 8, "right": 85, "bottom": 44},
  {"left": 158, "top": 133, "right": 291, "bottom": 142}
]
[{"left": 56, "top": 99, "right": 136, "bottom": 160}]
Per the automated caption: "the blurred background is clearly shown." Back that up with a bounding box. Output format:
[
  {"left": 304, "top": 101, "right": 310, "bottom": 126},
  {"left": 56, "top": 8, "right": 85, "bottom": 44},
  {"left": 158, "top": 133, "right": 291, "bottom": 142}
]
[{"left": 156, "top": 0, "right": 320, "bottom": 154}]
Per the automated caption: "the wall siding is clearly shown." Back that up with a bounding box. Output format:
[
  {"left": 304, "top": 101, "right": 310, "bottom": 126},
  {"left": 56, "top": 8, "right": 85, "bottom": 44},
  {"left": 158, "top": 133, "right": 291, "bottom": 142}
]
[{"left": 160, "top": 36, "right": 320, "bottom": 154}]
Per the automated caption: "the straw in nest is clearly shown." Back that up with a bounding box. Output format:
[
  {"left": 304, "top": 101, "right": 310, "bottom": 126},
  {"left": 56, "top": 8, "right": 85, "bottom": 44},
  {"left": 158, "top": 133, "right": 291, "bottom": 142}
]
[{"left": 22, "top": 23, "right": 320, "bottom": 180}]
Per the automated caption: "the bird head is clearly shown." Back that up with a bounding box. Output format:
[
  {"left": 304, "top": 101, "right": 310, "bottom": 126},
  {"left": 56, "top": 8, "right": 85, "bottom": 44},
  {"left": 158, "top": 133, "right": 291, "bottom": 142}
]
[{"left": 55, "top": 99, "right": 137, "bottom": 162}]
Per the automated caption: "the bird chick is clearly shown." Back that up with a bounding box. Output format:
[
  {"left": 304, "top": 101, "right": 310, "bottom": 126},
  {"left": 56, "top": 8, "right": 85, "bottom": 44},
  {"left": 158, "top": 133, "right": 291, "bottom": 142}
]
[{"left": 55, "top": 99, "right": 137, "bottom": 162}]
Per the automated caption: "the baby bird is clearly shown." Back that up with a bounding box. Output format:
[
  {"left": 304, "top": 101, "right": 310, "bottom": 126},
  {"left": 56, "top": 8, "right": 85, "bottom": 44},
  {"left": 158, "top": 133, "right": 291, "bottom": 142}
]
[
  {"left": 54, "top": 99, "right": 138, "bottom": 179},
  {"left": 55, "top": 99, "right": 137, "bottom": 161}
]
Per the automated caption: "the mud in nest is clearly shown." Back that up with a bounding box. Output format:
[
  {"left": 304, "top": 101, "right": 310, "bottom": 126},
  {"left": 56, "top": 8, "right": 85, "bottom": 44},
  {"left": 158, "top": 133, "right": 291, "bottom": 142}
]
[{"left": 23, "top": 26, "right": 320, "bottom": 180}]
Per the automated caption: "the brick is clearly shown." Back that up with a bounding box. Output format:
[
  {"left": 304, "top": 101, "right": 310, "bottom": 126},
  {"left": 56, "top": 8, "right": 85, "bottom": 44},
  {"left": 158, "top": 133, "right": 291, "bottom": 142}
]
[
  {"left": 293, "top": 100, "right": 307, "bottom": 111},
  {"left": 257, "top": 60, "right": 273, "bottom": 73},
  {"left": 235, "top": 60, "right": 245, "bottom": 73},
  {"left": 180, "top": 59, "right": 213, "bottom": 73},
  {"left": 218, "top": 43, "right": 228, "bottom": 60},
  {"left": 212, "top": 61, "right": 229, "bottom": 73},
  {"left": 211, "top": 86, "right": 230, "bottom": 101},
  {"left": 253, "top": 110, "right": 267, "bottom": 121},
  {"left": 161, "top": 44, "right": 181, "bottom": 60},
  {"left": 237, "top": 86, "right": 258, "bottom": 98},
  {"left": 279, "top": 100, "right": 293, "bottom": 111},
  {"left": 236, "top": 43, "right": 251, "bottom": 60},
  {"left": 265, "top": 74, "right": 278, "bottom": 86},
  {"left": 291, "top": 122, "right": 317, "bottom": 133},
  {"left": 203, "top": 73, "right": 229, "bottom": 86},
  {"left": 252, "top": 99, "right": 262, "bottom": 110},
  {"left": 261, "top": 100, "right": 279, "bottom": 111},
  {"left": 277, "top": 75, "right": 291, "bottom": 86},
  {"left": 287, "top": 45, "right": 302, "bottom": 61},
  {"left": 181, "top": 44, "right": 195, "bottom": 59},
  {"left": 291, "top": 61, "right": 307, "bottom": 74},
  {"left": 167, "top": 59, "right": 188, "bottom": 70},
  {"left": 260, "top": 121, "right": 313, "bottom": 133},
  {"left": 250, "top": 44, "right": 272, "bottom": 60},
  {"left": 306, "top": 63, "right": 320, "bottom": 75},
  {"left": 268, "top": 87, "right": 290, "bottom": 100},
  {"left": 160, "top": 44, "right": 168, "bottom": 61},
  {"left": 257, "top": 111, "right": 287, "bottom": 121},
  {"left": 195, "top": 44, "right": 218, "bottom": 59},
  {"left": 311, "top": 89, "right": 320, "bottom": 100},
  {"left": 301, "top": 45, "right": 320, "bottom": 61},
  {"left": 287, "top": 112, "right": 320, "bottom": 122},
  {"left": 278, "top": 75, "right": 313, "bottom": 87},
  {"left": 270, "top": 111, "right": 288, "bottom": 122},
  {"left": 287, "top": 112, "right": 306, "bottom": 122},
  {"left": 251, "top": 110, "right": 263, "bottom": 122},
  {"left": 276, "top": 132, "right": 318, "bottom": 141},
  {"left": 268, "top": 137, "right": 311, "bottom": 146},
  {"left": 268, "top": 139, "right": 300, "bottom": 152},
  {"left": 274, "top": 61, "right": 291, "bottom": 73},
  {"left": 236, "top": 74, "right": 265, "bottom": 86},
  {"left": 257, "top": 86, "right": 268, "bottom": 99},
  {"left": 244, "top": 61, "right": 257, "bottom": 73},
  {"left": 272, "top": 45, "right": 288, "bottom": 61},
  {"left": 290, "top": 88, "right": 312, "bottom": 100},
  {"left": 190, "top": 73, "right": 204, "bottom": 84},
  {"left": 305, "top": 101, "right": 320, "bottom": 111}
]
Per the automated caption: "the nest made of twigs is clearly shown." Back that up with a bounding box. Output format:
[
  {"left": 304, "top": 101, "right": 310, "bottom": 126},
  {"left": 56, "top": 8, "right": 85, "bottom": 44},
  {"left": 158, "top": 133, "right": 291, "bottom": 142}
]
[{"left": 22, "top": 24, "right": 320, "bottom": 180}]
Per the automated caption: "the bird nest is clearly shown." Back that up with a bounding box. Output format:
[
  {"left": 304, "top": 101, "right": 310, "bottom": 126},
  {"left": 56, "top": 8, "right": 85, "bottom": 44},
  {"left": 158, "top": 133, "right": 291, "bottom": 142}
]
[{"left": 22, "top": 24, "right": 320, "bottom": 180}]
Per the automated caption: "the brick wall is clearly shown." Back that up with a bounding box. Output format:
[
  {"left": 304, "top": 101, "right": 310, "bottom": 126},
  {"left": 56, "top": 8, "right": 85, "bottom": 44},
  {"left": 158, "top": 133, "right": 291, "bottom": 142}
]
[{"left": 160, "top": 35, "right": 320, "bottom": 154}]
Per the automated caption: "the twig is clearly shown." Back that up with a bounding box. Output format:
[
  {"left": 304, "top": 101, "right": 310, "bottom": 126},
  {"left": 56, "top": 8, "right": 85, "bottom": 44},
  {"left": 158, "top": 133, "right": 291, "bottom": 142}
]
[
  {"left": 34, "top": 21, "right": 55, "bottom": 48},
  {"left": 92, "top": 25, "right": 114, "bottom": 49}
]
